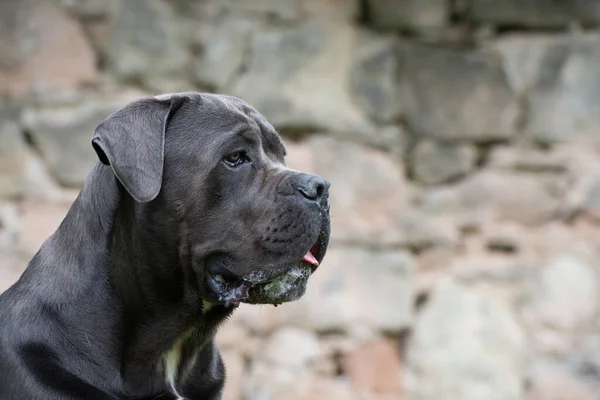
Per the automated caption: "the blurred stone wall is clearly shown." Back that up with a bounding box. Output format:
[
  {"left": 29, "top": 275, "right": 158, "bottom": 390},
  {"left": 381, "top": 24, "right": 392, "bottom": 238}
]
[{"left": 2, "top": 0, "right": 600, "bottom": 399}]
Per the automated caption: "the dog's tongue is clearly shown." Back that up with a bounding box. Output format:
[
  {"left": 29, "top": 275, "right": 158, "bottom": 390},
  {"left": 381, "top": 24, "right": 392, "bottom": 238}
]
[{"left": 302, "top": 250, "right": 319, "bottom": 267}]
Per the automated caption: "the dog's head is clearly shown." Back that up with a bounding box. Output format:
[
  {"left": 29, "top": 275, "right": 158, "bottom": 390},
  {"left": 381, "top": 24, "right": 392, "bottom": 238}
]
[{"left": 91, "top": 93, "right": 330, "bottom": 307}]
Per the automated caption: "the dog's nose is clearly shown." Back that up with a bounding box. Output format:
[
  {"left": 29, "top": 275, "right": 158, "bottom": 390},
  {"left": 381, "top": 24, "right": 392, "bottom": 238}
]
[{"left": 296, "top": 174, "right": 330, "bottom": 202}]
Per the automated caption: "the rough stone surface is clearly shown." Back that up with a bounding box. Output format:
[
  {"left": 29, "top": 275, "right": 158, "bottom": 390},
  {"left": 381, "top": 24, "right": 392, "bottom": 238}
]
[
  {"left": 2, "top": 1, "right": 600, "bottom": 399},
  {"left": 192, "top": 18, "right": 257, "bottom": 90},
  {"left": 106, "top": 0, "right": 188, "bottom": 84},
  {"left": 467, "top": 0, "right": 600, "bottom": 28},
  {"left": 0, "top": 203, "right": 20, "bottom": 254},
  {"left": 21, "top": 90, "right": 147, "bottom": 186},
  {"left": 365, "top": 0, "right": 449, "bottom": 33},
  {"left": 421, "top": 170, "right": 566, "bottom": 227},
  {"left": 221, "top": 350, "right": 245, "bottom": 400},
  {"left": 342, "top": 338, "right": 402, "bottom": 396},
  {"left": 399, "top": 44, "right": 519, "bottom": 141},
  {"left": 0, "top": 0, "right": 98, "bottom": 100},
  {"left": 408, "top": 277, "right": 525, "bottom": 400},
  {"left": 527, "top": 361, "right": 600, "bottom": 400},
  {"left": 523, "top": 35, "right": 600, "bottom": 145},
  {"left": 270, "top": 246, "right": 414, "bottom": 333},
  {"left": 231, "top": 23, "right": 373, "bottom": 135},
  {"left": 411, "top": 140, "right": 478, "bottom": 185},
  {"left": 0, "top": 109, "right": 62, "bottom": 200},
  {"left": 350, "top": 34, "right": 402, "bottom": 123},
  {"left": 530, "top": 255, "right": 600, "bottom": 341}
]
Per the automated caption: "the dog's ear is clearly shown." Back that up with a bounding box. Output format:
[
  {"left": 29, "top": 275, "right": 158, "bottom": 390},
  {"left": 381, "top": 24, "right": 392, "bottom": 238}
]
[{"left": 91, "top": 94, "right": 188, "bottom": 203}]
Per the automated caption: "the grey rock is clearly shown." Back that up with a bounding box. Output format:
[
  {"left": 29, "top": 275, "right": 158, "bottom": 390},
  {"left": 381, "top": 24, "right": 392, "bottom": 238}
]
[
  {"left": 261, "top": 328, "right": 322, "bottom": 369},
  {"left": 467, "top": 0, "right": 600, "bottom": 28},
  {"left": 21, "top": 90, "right": 147, "bottom": 187},
  {"left": 583, "top": 178, "right": 600, "bottom": 219},
  {"left": 523, "top": 35, "right": 600, "bottom": 145},
  {"left": 192, "top": 17, "right": 258, "bottom": 90},
  {"left": 300, "top": 0, "right": 360, "bottom": 21},
  {"left": 219, "top": 0, "right": 300, "bottom": 21},
  {"left": 529, "top": 255, "right": 598, "bottom": 333},
  {"left": 421, "top": 170, "right": 566, "bottom": 227},
  {"left": 365, "top": 0, "right": 449, "bottom": 33},
  {"left": 106, "top": 0, "right": 188, "bottom": 84},
  {"left": 400, "top": 44, "right": 519, "bottom": 141},
  {"left": 231, "top": 23, "right": 374, "bottom": 135},
  {"left": 528, "top": 360, "right": 600, "bottom": 400},
  {"left": 407, "top": 277, "right": 525, "bottom": 400},
  {"left": 0, "top": 202, "right": 19, "bottom": 254},
  {"left": 0, "top": 109, "right": 61, "bottom": 200},
  {"left": 410, "top": 140, "right": 478, "bottom": 185},
  {"left": 491, "top": 34, "right": 557, "bottom": 95},
  {"left": 269, "top": 246, "right": 414, "bottom": 333},
  {"left": 60, "top": 0, "right": 118, "bottom": 20},
  {"left": 350, "top": 34, "right": 402, "bottom": 123}
]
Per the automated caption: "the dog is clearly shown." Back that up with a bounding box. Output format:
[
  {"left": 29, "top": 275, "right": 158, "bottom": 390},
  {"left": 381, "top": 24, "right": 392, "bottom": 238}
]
[{"left": 0, "top": 92, "right": 331, "bottom": 399}]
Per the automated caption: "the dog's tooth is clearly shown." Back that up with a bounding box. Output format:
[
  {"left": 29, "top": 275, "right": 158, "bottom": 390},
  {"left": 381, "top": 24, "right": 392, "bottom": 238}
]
[{"left": 214, "top": 274, "right": 225, "bottom": 283}]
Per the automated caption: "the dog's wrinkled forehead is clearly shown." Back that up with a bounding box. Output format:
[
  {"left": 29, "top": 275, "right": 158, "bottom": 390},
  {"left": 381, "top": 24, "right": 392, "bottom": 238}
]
[{"left": 169, "top": 93, "right": 287, "bottom": 163}]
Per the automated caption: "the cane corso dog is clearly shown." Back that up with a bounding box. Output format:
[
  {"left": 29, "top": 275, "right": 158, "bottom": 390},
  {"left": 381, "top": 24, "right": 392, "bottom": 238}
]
[{"left": 0, "top": 93, "right": 331, "bottom": 399}]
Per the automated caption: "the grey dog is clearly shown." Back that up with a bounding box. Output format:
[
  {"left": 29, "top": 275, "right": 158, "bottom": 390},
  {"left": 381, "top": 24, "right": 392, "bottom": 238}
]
[{"left": 0, "top": 92, "right": 331, "bottom": 399}]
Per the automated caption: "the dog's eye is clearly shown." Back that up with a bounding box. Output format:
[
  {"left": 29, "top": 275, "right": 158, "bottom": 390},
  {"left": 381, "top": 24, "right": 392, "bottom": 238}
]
[{"left": 223, "top": 151, "right": 249, "bottom": 168}]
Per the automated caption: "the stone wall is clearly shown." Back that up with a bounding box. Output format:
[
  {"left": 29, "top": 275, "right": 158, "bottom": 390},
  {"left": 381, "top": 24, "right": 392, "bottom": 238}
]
[{"left": 2, "top": 0, "right": 600, "bottom": 399}]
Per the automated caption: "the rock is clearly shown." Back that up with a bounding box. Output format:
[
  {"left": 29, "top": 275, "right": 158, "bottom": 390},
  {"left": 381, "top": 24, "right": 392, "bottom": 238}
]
[
  {"left": 219, "top": 0, "right": 300, "bottom": 21},
  {"left": 21, "top": 90, "right": 147, "bottom": 186},
  {"left": 0, "top": 0, "right": 98, "bottom": 100},
  {"left": 191, "top": 17, "right": 258, "bottom": 90},
  {"left": 231, "top": 23, "right": 374, "bottom": 135},
  {"left": 244, "top": 356, "right": 314, "bottom": 400},
  {"left": 487, "top": 145, "right": 568, "bottom": 173},
  {"left": 399, "top": 44, "right": 519, "bottom": 141},
  {"left": 396, "top": 211, "right": 459, "bottom": 251},
  {"left": 300, "top": 0, "right": 360, "bottom": 21},
  {"left": 410, "top": 140, "right": 478, "bottom": 185},
  {"left": 527, "top": 255, "right": 598, "bottom": 341},
  {"left": 270, "top": 246, "right": 414, "bottom": 333},
  {"left": 491, "top": 34, "right": 556, "bottom": 95},
  {"left": 350, "top": 34, "right": 402, "bottom": 123},
  {"left": 467, "top": 0, "right": 600, "bottom": 28},
  {"left": 106, "top": 0, "right": 188, "bottom": 84},
  {"left": 341, "top": 337, "right": 402, "bottom": 396},
  {"left": 60, "top": 0, "right": 118, "bottom": 20},
  {"left": 523, "top": 35, "right": 600, "bottom": 145},
  {"left": 0, "top": 202, "right": 19, "bottom": 253},
  {"left": 221, "top": 350, "right": 245, "bottom": 400},
  {"left": 285, "top": 136, "right": 408, "bottom": 246},
  {"left": 407, "top": 277, "right": 525, "bottom": 400},
  {"left": 527, "top": 361, "right": 600, "bottom": 400},
  {"left": 421, "top": 170, "right": 566, "bottom": 227},
  {"left": 262, "top": 328, "right": 322, "bottom": 369},
  {"left": 365, "top": 0, "right": 449, "bottom": 33},
  {"left": 18, "top": 200, "right": 71, "bottom": 257},
  {"left": 582, "top": 178, "right": 600, "bottom": 220},
  {"left": 0, "top": 109, "right": 62, "bottom": 200}
]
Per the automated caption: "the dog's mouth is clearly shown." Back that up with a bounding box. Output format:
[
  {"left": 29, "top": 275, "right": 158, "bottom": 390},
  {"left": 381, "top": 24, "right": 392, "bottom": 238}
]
[{"left": 205, "top": 240, "right": 323, "bottom": 308}]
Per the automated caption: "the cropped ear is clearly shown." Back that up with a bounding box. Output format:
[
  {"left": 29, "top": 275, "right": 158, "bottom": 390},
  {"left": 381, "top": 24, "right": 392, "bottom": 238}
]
[{"left": 91, "top": 94, "right": 188, "bottom": 203}]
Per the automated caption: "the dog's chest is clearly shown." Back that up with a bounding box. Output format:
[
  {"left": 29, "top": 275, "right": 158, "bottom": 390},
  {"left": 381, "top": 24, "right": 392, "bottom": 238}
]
[{"left": 162, "top": 329, "right": 209, "bottom": 399}]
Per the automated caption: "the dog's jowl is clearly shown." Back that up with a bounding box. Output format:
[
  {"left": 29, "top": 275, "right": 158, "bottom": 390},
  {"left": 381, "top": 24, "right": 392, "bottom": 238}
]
[{"left": 0, "top": 93, "right": 331, "bottom": 400}]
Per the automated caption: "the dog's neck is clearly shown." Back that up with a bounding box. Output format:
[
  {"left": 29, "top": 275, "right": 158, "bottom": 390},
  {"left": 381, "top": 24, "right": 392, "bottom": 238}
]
[{"left": 23, "top": 163, "right": 232, "bottom": 394}]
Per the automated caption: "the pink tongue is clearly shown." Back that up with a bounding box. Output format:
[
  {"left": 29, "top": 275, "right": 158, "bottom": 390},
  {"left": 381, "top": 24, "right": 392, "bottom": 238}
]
[{"left": 302, "top": 251, "right": 319, "bottom": 267}]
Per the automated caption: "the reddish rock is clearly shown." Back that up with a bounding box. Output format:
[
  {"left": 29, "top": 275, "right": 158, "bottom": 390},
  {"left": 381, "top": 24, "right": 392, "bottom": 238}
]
[
  {"left": 0, "top": 0, "right": 98, "bottom": 101},
  {"left": 341, "top": 337, "right": 403, "bottom": 396}
]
